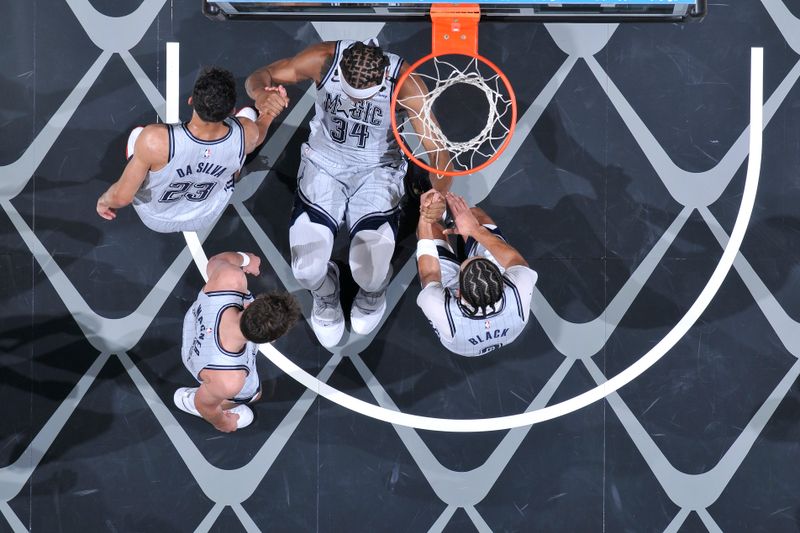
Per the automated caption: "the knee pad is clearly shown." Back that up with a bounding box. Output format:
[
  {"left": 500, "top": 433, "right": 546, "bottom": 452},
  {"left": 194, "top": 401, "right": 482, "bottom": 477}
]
[
  {"left": 349, "top": 223, "right": 395, "bottom": 292},
  {"left": 290, "top": 213, "right": 334, "bottom": 290}
]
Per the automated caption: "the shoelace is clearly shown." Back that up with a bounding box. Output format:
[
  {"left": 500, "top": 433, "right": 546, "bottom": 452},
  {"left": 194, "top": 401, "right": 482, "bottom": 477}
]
[
  {"left": 317, "top": 293, "right": 339, "bottom": 311},
  {"left": 357, "top": 290, "right": 384, "bottom": 310}
]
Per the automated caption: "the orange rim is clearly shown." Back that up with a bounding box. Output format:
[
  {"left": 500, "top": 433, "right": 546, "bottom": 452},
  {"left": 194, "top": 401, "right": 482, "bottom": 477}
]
[{"left": 390, "top": 52, "right": 517, "bottom": 177}]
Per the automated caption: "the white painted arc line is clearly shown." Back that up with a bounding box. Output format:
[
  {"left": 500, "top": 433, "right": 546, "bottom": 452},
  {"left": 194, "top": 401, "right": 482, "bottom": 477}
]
[
  {"left": 183, "top": 48, "right": 762, "bottom": 433},
  {"left": 166, "top": 42, "right": 180, "bottom": 124}
]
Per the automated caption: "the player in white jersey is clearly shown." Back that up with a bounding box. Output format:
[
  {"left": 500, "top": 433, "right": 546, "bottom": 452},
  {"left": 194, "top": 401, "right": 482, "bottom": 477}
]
[
  {"left": 96, "top": 67, "right": 289, "bottom": 232},
  {"left": 415, "top": 191, "right": 538, "bottom": 357},
  {"left": 173, "top": 250, "right": 300, "bottom": 432},
  {"left": 246, "top": 41, "right": 450, "bottom": 348}
]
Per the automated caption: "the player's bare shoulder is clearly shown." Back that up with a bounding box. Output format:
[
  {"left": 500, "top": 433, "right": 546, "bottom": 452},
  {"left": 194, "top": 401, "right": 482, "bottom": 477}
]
[
  {"left": 299, "top": 41, "right": 338, "bottom": 83},
  {"left": 137, "top": 123, "right": 170, "bottom": 167}
]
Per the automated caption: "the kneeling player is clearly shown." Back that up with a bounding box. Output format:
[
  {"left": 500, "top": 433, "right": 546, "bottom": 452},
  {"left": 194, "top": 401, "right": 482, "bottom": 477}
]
[
  {"left": 415, "top": 192, "right": 537, "bottom": 356},
  {"left": 174, "top": 251, "right": 300, "bottom": 432}
]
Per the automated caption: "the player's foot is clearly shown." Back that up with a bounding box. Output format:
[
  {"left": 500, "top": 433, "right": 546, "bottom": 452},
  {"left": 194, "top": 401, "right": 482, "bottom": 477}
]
[
  {"left": 310, "top": 262, "right": 345, "bottom": 348},
  {"left": 173, "top": 387, "right": 254, "bottom": 429},
  {"left": 350, "top": 287, "right": 387, "bottom": 336}
]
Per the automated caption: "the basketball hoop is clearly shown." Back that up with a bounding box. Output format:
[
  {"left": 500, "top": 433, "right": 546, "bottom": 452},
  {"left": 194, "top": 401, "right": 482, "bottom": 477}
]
[{"left": 390, "top": 4, "right": 517, "bottom": 177}]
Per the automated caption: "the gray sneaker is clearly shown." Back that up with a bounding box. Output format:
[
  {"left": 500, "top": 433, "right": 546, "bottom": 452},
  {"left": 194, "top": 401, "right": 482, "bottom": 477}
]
[
  {"left": 310, "top": 262, "right": 345, "bottom": 348},
  {"left": 350, "top": 288, "right": 387, "bottom": 336}
]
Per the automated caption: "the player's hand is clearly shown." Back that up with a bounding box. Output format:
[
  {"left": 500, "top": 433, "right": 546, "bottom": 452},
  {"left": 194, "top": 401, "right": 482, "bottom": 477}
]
[
  {"left": 443, "top": 193, "right": 480, "bottom": 237},
  {"left": 255, "top": 86, "right": 289, "bottom": 118},
  {"left": 96, "top": 197, "right": 117, "bottom": 220},
  {"left": 242, "top": 254, "right": 261, "bottom": 276},
  {"left": 419, "top": 189, "right": 446, "bottom": 223},
  {"left": 213, "top": 411, "right": 240, "bottom": 433}
]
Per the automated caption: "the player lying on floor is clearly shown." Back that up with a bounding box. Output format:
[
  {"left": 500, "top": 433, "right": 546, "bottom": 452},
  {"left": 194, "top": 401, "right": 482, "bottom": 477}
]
[
  {"left": 96, "top": 67, "right": 288, "bottom": 232},
  {"left": 415, "top": 191, "right": 538, "bottom": 356}
]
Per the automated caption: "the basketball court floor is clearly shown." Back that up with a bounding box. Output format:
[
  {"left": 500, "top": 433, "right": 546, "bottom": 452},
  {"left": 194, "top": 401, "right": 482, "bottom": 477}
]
[{"left": 2, "top": 0, "right": 800, "bottom": 531}]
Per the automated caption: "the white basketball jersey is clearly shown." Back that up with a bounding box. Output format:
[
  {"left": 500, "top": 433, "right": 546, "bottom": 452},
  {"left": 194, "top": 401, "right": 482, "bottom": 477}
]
[
  {"left": 417, "top": 266, "right": 537, "bottom": 357},
  {"left": 181, "top": 290, "right": 260, "bottom": 402},
  {"left": 307, "top": 40, "right": 405, "bottom": 167},
  {"left": 133, "top": 117, "right": 245, "bottom": 233}
]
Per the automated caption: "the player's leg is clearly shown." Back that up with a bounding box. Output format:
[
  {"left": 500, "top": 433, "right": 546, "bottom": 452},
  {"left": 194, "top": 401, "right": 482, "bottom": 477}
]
[
  {"left": 290, "top": 149, "right": 348, "bottom": 347},
  {"left": 174, "top": 304, "right": 204, "bottom": 419},
  {"left": 347, "top": 165, "right": 406, "bottom": 335},
  {"left": 174, "top": 307, "right": 254, "bottom": 430},
  {"left": 346, "top": 164, "right": 406, "bottom": 335}
]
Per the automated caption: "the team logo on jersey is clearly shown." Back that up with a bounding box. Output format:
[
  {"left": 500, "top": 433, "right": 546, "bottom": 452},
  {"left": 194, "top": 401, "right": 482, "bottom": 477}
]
[{"left": 203, "top": 148, "right": 212, "bottom": 158}]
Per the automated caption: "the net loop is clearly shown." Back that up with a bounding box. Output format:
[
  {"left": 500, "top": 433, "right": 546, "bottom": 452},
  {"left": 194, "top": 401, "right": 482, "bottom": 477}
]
[{"left": 392, "top": 54, "right": 517, "bottom": 177}]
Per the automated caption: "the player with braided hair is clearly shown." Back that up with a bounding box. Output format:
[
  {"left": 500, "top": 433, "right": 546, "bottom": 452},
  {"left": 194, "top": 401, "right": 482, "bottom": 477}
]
[
  {"left": 415, "top": 191, "right": 537, "bottom": 357},
  {"left": 459, "top": 257, "right": 505, "bottom": 317},
  {"left": 246, "top": 41, "right": 450, "bottom": 348}
]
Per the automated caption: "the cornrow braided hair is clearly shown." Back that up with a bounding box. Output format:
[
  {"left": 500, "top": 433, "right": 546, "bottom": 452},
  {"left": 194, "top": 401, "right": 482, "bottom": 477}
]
[
  {"left": 459, "top": 258, "right": 504, "bottom": 318},
  {"left": 340, "top": 42, "right": 390, "bottom": 89}
]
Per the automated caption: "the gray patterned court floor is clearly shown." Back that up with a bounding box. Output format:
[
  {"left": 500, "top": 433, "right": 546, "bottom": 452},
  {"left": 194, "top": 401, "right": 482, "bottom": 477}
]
[{"left": 2, "top": 1, "right": 800, "bottom": 531}]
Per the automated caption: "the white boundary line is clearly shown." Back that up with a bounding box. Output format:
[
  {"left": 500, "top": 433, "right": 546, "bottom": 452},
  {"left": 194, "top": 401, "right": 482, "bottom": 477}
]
[
  {"left": 166, "top": 42, "right": 180, "bottom": 124},
  {"left": 184, "top": 48, "right": 763, "bottom": 433}
]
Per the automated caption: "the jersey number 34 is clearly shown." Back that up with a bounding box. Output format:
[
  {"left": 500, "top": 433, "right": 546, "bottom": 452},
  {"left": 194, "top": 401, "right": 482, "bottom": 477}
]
[{"left": 330, "top": 118, "right": 370, "bottom": 149}]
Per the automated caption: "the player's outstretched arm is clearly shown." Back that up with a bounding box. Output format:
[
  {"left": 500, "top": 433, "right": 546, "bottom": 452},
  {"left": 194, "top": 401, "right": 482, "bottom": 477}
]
[
  {"left": 396, "top": 66, "right": 453, "bottom": 194},
  {"left": 246, "top": 41, "right": 335, "bottom": 110},
  {"left": 444, "top": 193, "right": 529, "bottom": 269},
  {"left": 416, "top": 191, "right": 446, "bottom": 286},
  {"left": 96, "top": 125, "right": 166, "bottom": 221},
  {"left": 205, "top": 252, "right": 261, "bottom": 293},
  {"left": 195, "top": 370, "right": 247, "bottom": 432},
  {"left": 237, "top": 87, "right": 290, "bottom": 155}
]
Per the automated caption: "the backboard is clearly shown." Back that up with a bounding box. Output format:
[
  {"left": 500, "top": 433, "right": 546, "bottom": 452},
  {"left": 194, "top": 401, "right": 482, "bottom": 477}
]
[{"left": 203, "top": 0, "right": 706, "bottom": 22}]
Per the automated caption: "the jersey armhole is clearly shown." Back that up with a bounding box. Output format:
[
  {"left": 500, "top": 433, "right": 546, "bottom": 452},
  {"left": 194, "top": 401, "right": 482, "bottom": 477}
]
[
  {"left": 213, "top": 303, "right": 247, "bottom": 357},
  {"left": 229, "top": 116, "right": 246, "bottom": 165},
  {"left": 166, "top": 124, "right": 175, "bottom": 164},
  {"left": 388, "top": 58, "right": 404, "bottom": 92},
  {"left": 317, "top": 41, "right": 341, "bottom": 89}
]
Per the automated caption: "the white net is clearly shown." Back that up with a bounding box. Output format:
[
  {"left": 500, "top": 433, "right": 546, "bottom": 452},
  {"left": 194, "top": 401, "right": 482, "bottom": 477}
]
[{"left": 394, "top": 55, "right": 515, "bottom": 174}]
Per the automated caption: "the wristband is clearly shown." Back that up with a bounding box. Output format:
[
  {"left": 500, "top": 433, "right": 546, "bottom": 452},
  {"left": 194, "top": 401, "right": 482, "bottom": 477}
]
[
  {"left": 235, "top": 107, "right": 257, "bottom": 121},
  {"left": 237, "top": 252, "right": 251, "bottom": 267},
  {"left": 416, "top": 239, "right": 439, "bottom": 261}
]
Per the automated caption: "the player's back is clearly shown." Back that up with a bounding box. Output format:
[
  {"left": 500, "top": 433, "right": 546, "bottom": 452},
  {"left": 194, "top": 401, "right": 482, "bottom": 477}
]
[
  {"left": 417, "top": 265, "right": 537, "bottom": 357},
  {"left": 133, "top": 117, "right": 245, "bottom": 233},
  {"left": 181, "top": 289, "right": 260, "bottom": 401},
  {"left": 307, "top": 40, "right": 405, "bottom": 168},
  {"left": 441, "top": 279, "right": 530, "bottom": 357}
]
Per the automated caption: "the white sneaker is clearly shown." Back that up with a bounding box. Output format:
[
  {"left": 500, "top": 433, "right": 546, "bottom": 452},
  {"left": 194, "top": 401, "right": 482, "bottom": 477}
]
[
  {"left": 350, "top": 288, "right": 387, "bottom": 336},
  {"left": 173, "top": 387, "right": 254, "bottom": 429},
  {"left": 310, "top": 262, "right": 345, "bottom": 348}
]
